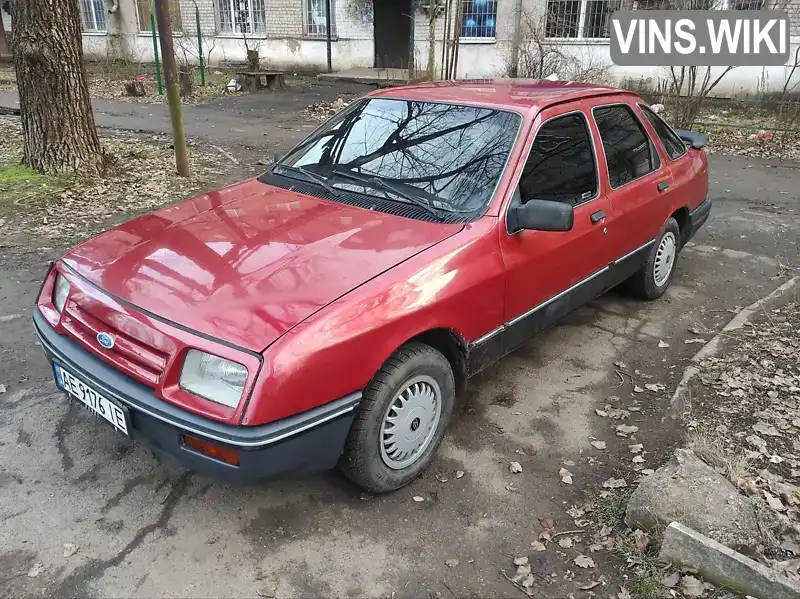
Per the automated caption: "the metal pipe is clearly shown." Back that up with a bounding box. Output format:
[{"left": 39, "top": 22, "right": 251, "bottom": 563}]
[
  {"left": 325, "top": 0, "right": 332, "bottom": 72},
  {"left": 194, "top": 2, "right": 205, "bottom": 85},
  {"left": 150, "top": 10, "right": 163, "bottom": 95}
]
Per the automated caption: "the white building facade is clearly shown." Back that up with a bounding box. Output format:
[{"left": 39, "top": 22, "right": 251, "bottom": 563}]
[{"left": 3, "top": 0, "right": 799, "bottom": 95}]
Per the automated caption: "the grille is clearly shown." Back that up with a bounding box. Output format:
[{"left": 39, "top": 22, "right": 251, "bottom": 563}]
[{"left": 61, "top": 302, "right": 169, "bottom": 386}]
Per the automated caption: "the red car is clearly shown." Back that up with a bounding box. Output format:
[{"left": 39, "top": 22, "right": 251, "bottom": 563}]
[{"left": 34, "top": 81, "right": 710, "bottom": 492}]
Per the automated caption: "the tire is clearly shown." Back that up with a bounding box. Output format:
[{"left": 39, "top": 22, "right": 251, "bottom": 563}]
[
  {"left": 339, "top": 342, "right": 455, "bottom": 493},
  {"left": 623, "top": 217, "right": 681, "bottom": 300}
]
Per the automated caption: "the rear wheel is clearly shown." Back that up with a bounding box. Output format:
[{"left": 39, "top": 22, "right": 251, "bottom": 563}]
[
  {"left": 339, "top": 342, "right": 455, "bottom": 493},
  {"left": 623, "top": 218, "right": 680, "bottom": 300}
]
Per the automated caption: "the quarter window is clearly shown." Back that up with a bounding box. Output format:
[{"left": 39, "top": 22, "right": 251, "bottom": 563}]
[
  {"left": 639, "top": 105, "right": 687, "bottom": 160},
  {"left": 594, "top": 105, "right": 659, "bottom": 188},
  {"left": 519, "top": 113, "right": 598, "bottom": 206}
]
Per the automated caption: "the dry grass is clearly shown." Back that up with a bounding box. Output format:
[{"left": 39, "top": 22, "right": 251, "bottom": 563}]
[{"left": 687, "top": 429, "right": 754, "bottom": 485}]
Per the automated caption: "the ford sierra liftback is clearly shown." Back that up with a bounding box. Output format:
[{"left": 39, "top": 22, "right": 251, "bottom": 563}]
[{"left": 34, "top": 80, "right": 710, "bottom": 492}]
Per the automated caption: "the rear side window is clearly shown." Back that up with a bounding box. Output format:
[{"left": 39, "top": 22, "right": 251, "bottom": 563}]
[
  {"left": 519, "top": 113, "right": 598, "bottom": 206},
  {"left": 639, "top": 105, "right": 688, "bottom": 160},
  {"left": 593, "top": 105, "right": 659, "bottom": 188}
]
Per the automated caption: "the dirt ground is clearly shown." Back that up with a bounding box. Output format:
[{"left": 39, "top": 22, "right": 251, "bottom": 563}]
[{"left": 0, "top": 83, "right": 799, "bottom": 598}]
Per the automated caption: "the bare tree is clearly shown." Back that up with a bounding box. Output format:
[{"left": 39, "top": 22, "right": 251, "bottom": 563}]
[{"left": 12, "top": 0, "right": 105, "bottom": 174}]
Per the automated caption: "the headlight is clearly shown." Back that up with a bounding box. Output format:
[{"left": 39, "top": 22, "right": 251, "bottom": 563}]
[
  {"left": 179, "top": 350, "right": 248, "bottom": 408},
  {"left": 53, "top": 274, "right": 71, "bottom": 313}
]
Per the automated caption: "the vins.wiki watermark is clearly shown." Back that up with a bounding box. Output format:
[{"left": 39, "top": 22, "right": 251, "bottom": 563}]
[{"left": 610, "top": 11, "right": 791, "bottom": 66}]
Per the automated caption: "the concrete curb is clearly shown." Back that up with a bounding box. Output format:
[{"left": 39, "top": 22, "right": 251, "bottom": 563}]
[
  {"left": 659, "top": 521, "right": 800, "bottom": 599},
  {"left": 667, "top": 276, "right": 799, "bottom": 420}
]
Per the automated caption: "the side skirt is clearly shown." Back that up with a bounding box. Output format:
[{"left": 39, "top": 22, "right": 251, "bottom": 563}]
[{"left": 467, "top": 242, "right": 653, "bottom": 375}]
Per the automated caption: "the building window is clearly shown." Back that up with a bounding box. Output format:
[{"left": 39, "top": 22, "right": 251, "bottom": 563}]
[
  {"left": 304, "top": 0, "right": 336, "bottom": 37},
  {"left": 216, "top": 0, "right": 266, "bottom": 34},
  {"left": 546, "top": 0, "right": 621, "bottom": 39},
  {"left": 730, "top": 0, "right": 763, "bottom": 8},
  {"left": 136, "top": 0, "right": 182, "bottom": 32},
  {"left": 80, "top": 0, "right": 108, "bottom": 32},
  {"left": 461, "top": 0, "right": 497, "bottom": 38}
]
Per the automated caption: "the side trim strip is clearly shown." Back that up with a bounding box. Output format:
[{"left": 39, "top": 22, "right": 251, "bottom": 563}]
[{"left": 471, "top": 238, "right": 657, "bottom": 347}]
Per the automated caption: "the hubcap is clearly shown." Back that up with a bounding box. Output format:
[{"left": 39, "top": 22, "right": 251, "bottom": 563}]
[
  {"left": 653, "top": 232, "right": 677, "bottom": 287},
  {"left": 380, "top": 375, "right": 442, "bottom": 470}
]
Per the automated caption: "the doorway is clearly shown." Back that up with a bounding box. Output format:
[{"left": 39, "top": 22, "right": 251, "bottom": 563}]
[{"left": 373, "top": 0, "right": 412, "bottom": 69}]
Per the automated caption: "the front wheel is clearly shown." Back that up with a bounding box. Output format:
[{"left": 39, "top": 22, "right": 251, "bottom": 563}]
[
  {"left": 339, "top": 342, "right": 455, "bottom": 493},
  {"left": 623, "top": 218, "right": 681, "bottom": 300}
]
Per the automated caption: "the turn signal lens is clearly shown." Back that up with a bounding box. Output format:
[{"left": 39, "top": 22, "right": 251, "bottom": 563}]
[
  {"left": 182, "top": 434, "right": 240, "bottom": 466},
  {"left": 53, "top": 274, "right": 71, "bottom": 313}
]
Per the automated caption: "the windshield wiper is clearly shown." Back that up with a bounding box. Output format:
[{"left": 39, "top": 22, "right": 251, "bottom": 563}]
[
  {"left": 273, "top": 164, "right": 340, "bottom": 198},
  {"left": 330, "top": 169, "right": 445, "bottom": 220}
]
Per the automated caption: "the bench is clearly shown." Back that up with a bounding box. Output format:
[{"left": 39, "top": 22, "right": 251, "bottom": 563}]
[{"left": 236, "top": 71, "right": 287, "bottom": 91}]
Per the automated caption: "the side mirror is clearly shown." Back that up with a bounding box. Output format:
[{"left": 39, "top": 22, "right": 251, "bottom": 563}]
[{"left": 508, "top": 199, "right": 574, "bottom": 233}]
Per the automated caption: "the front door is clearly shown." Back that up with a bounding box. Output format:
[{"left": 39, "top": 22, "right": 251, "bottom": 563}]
[
  {"left": 499, "top": 108, "right": 616, "bottom": 353},
  {"left": 373, "top": 0, "right": 412, "bottom": 69}
]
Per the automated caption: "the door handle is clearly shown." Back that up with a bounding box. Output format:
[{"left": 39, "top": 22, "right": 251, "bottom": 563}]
[
  {"left": 590, "top": 210, "right": 606, "bottom": 224},
  {"left": 657, "top": 181, "right": 670, "bottom": 192}
]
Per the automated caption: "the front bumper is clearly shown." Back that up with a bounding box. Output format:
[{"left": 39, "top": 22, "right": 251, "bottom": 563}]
[{"left": 33, "top": 309, "right": 360, "bottom": 483}]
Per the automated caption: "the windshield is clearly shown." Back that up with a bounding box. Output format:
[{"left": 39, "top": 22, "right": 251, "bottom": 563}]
[{"left": 278, "top": 98, "right": 522, "bottom": 215}]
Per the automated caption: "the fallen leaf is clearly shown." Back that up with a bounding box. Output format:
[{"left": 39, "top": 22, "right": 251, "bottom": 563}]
[
  {"left": 644, "top": 383, "right": 665, "bottom": 392},
  {"left": 616, "top": 424, "right": 639, "bottom": 436},
  {"left": 662, "top": 571, "right": 681, "bottom": 588},
  {"left": 770, "top": 455, "right": 785, "bottom": 464},
  {"left": 435, "top": 473, "right": 449, "bottom": 483},
  {"left": 412, "top": 496, "right": 425, "bottom": 503},
  {"left": 566, "top": 505, "right": 585, "bottom": 518},
  {"left": 631, "top": 529, "right": 650, "bottom": 551},
  {"left": 0, "top": 384, "right": 6, "bottom": 393},
  {"left": 27, "top": 562, "right": 44, "bottom": 578},
  {"left": 680, "top": 575, "right": 705, "bottom": 597},
  {"left": 764, "top": 490, "right": 786, "bottom": 511},
  {"left": 563, "top": 460, "right": 576, "bottom": 467},
  {"left": 510, "top": 461, "right": 523, "bottom": 474},
  {"left": 629, "top": 444, "right": 643, "bottom": 453},
  {"left": 602, "top": 477, "right": 627, "bottom": 489},
  {"left": 599, "top": 524, "right": 612, "bottom": 537},
  {"left": 530, "top": 540, "right": 547, "bottom": 551},
  {"left": 617, "top": 587, "right": 632, "bottom": 599},
  {"left": 445, "top": 558, "right": 459, "bottom": 568},
  {"left": 558, "top": 537, "right": 574, "bottom": 548},
  {"left": 579, "top": 579, "right": 601, "bottom": 590},
  {"left": 753, "top": 422, "right": 781, "bottom": 437},
  {"left": 62, "top": 543, "right": 79, "bottom": 558},
  {"left": 573, "top": 554, "right": 595, "bottom": 569},
  {"left": 590, "top": 440, "right": 607, "bottom": 450},
  {"left": 538, "top": 530, "right": 552, "bottom": 542},
  {"left": 588, "top": 543, "right": 604, "bottom": 552},
  {"left": 658, "top": 340, "right": 669, "bottom": 348},
  {"left": 560, "top": 468, "right": 573, "bottom": 484},
  {"left": 455, "top": 470, "right": 464, "bottom": 479},
  {"left": 595, "top": 408, "right": 608, "bottom": 417},
  {"left": 632, "top": 455, "right": 645, "bottom": 464},
  {"left": 684, "top": 338, "right": 706, "bottom": 344},
  {"left": 513, "top": 556, "right": 529, "bottom": 566},
  {"left": 539, "top": 515, "right": 554, "bottom": 530},
  {"left": 505, "top": 483, "right": 519, "bottom": 492},
  {"left": 633, "top": 385, "right": 644, "bottom": 393}
]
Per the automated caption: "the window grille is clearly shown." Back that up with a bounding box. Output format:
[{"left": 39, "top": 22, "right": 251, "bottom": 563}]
[
  {"left": 217, "top": 0, "right": 266, "bottom": 34},
  {"left": 546, "top": 0, "right": 620, "bottom": 39},
  {"left": 80, "top": 0, "right": 108, "bottom": 32},
  {"left": 461, "top": 0, "right": 498, "bottom": 38},
  {"left": 137, "top": 0, "right": 182, "bottom": 32},
  {"left": 305, "top": 0, "right": 336, "bottom": 37}
]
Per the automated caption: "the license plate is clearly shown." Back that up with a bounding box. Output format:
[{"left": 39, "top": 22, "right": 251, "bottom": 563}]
[{"left": 54, "top": 363, "right": 130, "bottom": 436}]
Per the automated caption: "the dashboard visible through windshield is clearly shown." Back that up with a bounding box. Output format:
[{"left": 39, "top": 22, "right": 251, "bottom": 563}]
[{"left": 274, "top": 98, "right": 522, "bottom": 218}]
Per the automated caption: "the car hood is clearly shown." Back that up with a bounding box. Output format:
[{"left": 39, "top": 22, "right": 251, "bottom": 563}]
[{"left": 63, "top": 178, "right": 463, "bottom": 352}]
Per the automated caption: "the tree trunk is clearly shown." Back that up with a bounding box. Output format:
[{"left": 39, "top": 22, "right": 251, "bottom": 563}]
[{"left": 12, "top": 0, "right": 105, "bottom": 174}]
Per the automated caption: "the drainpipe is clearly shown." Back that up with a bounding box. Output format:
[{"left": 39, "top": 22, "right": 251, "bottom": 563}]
[
  {"left": 325, "top": 0, "right": 332, "bottom": 72},
  {"left": 510, "top": 0, "right": 523, "bottom": 78}
]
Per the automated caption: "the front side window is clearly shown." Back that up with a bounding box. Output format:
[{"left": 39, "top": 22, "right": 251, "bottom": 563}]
[
  {"left": 462, "top": 0, "right": 498, "bottom": 38},
  {"left": 80, "top": 0, "right": 107, "bottom": 32},
  {"left": 305, "top": 0, "right": 336, "bottom": 37},
  {"left": 278, "top": 99, "right": 521, "bottom": 216},
  {"left": 519, "top": 113, "right": 598, "bottom": 206},
  {"left": 216, "top": 0, "right": 266, "bottom": 34},
  {"left": 594, "top": 105, "right": 659, "bottom": 188},
  {"left": 639, "top": 105, "right": 687, "bottom": 160}
]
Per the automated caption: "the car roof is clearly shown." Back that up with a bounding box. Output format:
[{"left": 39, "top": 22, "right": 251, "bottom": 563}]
[{"left": 366, "top": 79, "right": 638, "bottom": 114}]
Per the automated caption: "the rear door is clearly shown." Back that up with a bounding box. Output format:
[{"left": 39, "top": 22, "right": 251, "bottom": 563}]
[
  {"left": 499, "top": 106, "right": 615, "bottom": 351},
  {"left": 590, "top": 100, "right": 671, "bottom": 262}
]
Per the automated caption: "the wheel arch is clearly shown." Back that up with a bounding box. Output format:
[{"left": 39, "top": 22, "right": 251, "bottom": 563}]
[
  {"left": 670, "top": 206, "right": 690, "bottom": 246},
  {"left": 402, "top": 328, "right": 468, "bottom": 397}
]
